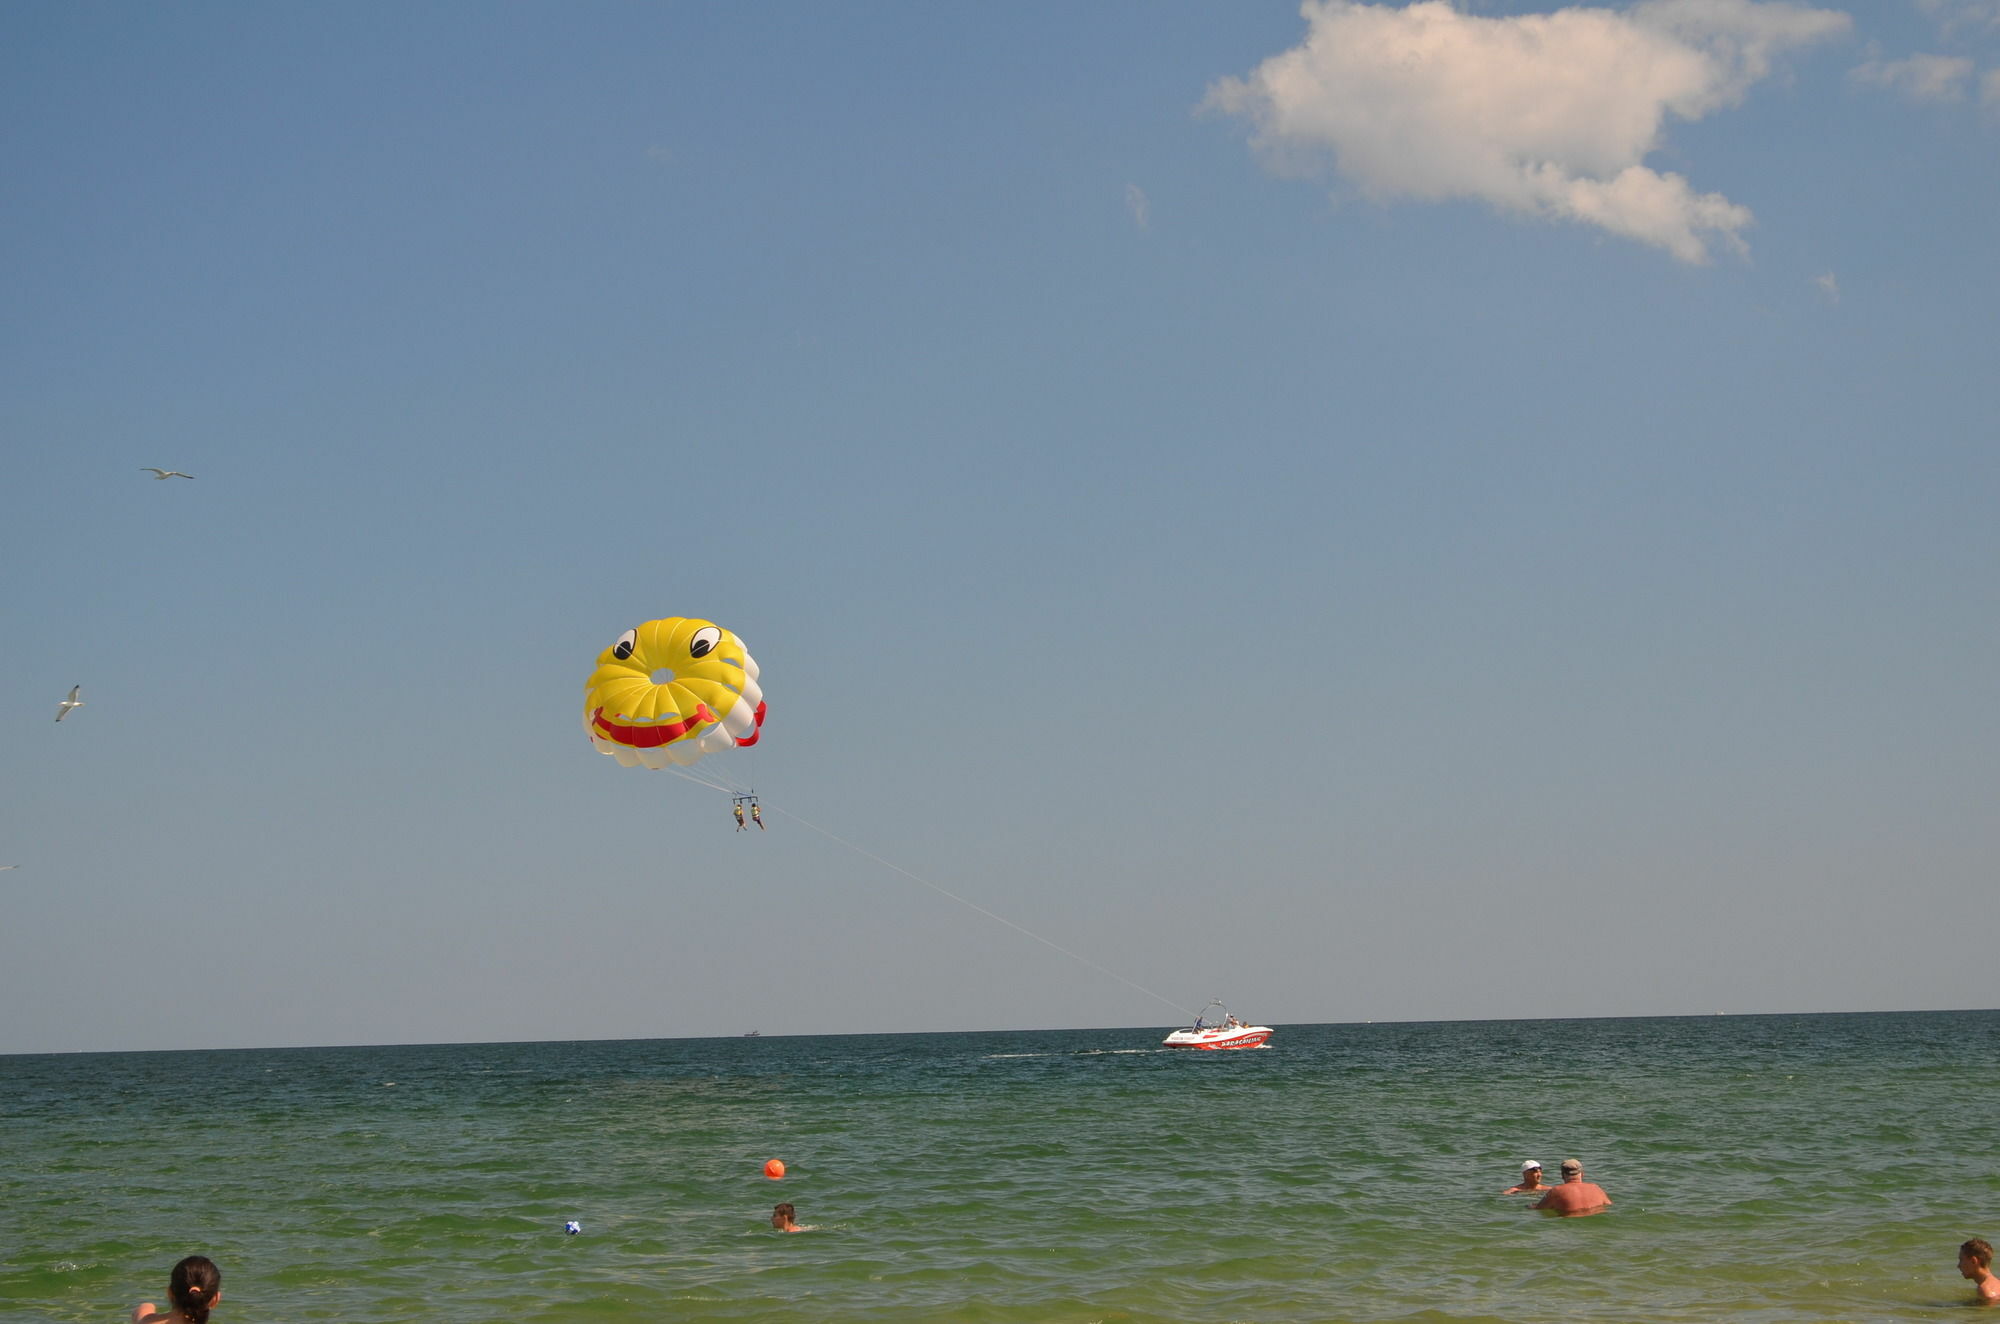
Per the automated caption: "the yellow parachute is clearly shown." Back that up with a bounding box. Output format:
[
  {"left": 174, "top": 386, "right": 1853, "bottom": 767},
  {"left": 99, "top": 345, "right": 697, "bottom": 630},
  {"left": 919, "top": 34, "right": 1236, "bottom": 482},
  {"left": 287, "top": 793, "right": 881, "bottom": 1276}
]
[{"left": 582, "top": 617, "right": 765, "bottom": 769}]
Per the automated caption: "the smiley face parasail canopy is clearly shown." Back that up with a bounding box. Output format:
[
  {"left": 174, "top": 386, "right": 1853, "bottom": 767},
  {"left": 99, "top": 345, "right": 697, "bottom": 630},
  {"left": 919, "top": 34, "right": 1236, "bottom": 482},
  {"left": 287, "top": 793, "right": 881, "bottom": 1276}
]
[{"left": 582, "top": 617, "right": 765, "bottom": 771}]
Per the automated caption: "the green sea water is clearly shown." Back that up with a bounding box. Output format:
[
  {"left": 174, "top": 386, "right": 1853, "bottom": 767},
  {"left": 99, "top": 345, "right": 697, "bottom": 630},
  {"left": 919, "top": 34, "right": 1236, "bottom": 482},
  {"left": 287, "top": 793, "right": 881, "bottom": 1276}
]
[{"left": 4, "top": 1011, "right": 1999, "bottom": 1322}]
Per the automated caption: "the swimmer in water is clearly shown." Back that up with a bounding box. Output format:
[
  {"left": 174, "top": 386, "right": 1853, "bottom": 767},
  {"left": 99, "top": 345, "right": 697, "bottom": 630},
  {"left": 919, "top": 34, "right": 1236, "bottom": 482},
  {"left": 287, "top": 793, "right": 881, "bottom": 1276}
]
[
  {"left": 1961, "top": 1239, "right": 2000, "bottom": 1306},
  {"left": 772, "top": 1201, "right": 805, "bottom": 1232},
  {"left": 133, "top": 1255, "right": 221, "bottom": 1324},
  {"left": 1533, "top": 1159, "right": 1612, "bottom": 1217},
  {"left": 1503, "top": 1160, "right": 1550, "bottom": 1195}
]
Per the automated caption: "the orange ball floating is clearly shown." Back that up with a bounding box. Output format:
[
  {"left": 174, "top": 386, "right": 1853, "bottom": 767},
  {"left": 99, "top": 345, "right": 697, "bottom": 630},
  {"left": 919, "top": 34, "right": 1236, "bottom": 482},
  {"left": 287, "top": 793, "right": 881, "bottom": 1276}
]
[{"left": 763, "top": 1158, "right": 786, "bottom": 1180}]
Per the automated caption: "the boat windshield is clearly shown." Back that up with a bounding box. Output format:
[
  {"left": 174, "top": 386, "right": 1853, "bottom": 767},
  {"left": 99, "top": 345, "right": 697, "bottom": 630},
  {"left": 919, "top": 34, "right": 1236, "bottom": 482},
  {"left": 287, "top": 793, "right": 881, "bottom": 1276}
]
[{"left": 1188, "top": 1000, "right": 1233, "bottom": 1030}]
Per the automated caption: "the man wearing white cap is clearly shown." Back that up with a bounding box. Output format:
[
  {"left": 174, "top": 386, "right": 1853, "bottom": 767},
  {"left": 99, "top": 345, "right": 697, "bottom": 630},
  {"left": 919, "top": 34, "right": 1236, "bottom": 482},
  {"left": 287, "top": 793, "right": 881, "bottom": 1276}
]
[
  {"left": 1534, "top": 1158, "right": 1612, "bottom": 1216},
  {"left": 1502, "top": 1160, "right": 1550, "bottom": 1195}
]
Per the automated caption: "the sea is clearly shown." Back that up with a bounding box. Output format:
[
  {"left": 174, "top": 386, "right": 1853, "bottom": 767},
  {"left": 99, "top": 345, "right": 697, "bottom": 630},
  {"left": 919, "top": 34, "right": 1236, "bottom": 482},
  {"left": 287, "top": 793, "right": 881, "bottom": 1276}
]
[{"left": 4, "top": 1010, "right": 1998, "bottom": 1323}]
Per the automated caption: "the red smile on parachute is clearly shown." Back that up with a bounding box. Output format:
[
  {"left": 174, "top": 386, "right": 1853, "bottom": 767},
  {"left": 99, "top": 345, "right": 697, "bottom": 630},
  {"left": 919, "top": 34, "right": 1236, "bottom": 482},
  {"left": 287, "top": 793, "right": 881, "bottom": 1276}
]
[
  {"left": 590, "top": 704, "right": 719, "bottom": 748},
  {"left": 590, "top": 699, "right": 765, "bottom": 750}
]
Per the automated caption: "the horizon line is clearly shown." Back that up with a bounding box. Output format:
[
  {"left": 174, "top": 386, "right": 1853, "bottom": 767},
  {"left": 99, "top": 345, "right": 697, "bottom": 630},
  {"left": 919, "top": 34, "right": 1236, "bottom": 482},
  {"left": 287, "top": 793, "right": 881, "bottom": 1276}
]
[{"left": 9, "top": 1003, "right": 1996, "bottom": 1059}]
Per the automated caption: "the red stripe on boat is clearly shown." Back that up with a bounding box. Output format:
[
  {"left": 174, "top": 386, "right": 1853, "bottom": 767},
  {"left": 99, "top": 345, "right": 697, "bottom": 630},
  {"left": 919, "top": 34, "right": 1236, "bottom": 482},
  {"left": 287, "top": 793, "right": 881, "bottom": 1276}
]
[{"left": 1194, "top": 1031, "right": 1270, "bottom": 1050}]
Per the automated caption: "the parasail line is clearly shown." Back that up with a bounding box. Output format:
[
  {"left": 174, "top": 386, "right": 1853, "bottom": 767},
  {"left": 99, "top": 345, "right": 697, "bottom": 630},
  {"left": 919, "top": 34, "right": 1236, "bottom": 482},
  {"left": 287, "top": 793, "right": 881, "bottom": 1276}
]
[
  {"left": 766, "top": 802, "right": 1191, "bottom": 1019},
  {"left": 663, "top": 764, "right": 750, "bottom": 796}
]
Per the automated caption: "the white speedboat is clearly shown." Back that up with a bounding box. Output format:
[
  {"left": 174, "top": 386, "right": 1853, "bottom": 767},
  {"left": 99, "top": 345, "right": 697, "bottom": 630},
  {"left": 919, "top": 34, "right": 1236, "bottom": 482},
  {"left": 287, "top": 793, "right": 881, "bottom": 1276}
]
[{"left": 1162, "top": 1002, "right": 1271, "bottom": 1050}]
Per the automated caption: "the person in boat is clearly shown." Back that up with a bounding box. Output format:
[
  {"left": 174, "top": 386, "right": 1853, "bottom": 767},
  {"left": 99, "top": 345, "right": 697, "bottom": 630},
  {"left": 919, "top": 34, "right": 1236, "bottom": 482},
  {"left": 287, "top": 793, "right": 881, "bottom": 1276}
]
[
  {"left": 1503, "top": 1160, "right": 1549, "bottom": 1194},
  {"left": 1533, "top": 1159, "right": 1612, "bottom": 1216},
  {"left": 750, "top": 800, "right": 764, "bottom": 829},
  {"left": 772, "top": 1202, "right": 804, "bottom": 1232},
  {"left": 733, "top": 802, "right": 747, "bottom": 830},
  {"left": 133, "top": 1255, "right": 221, "bottom": 1324},
  {"left": 1224, "top": 1014, "right": 1241, "bottom": 1028},
  {"left": 1960, "top": 1239, "right": 2000, "bottom": 1306}
]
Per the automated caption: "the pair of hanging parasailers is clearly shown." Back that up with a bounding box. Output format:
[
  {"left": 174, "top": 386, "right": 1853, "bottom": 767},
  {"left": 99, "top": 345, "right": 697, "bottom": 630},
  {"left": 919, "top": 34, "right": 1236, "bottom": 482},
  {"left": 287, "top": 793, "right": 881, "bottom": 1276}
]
[{"left": 732, "top": 795, "right": 764, "bottom": 831}]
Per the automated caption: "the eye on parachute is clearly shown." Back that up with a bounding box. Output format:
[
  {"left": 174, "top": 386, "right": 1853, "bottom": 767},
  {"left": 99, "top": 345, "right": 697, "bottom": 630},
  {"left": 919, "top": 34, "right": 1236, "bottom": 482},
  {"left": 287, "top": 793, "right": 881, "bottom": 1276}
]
[{"left": 582, "top": 617, "right": 765, "bottom": 769}]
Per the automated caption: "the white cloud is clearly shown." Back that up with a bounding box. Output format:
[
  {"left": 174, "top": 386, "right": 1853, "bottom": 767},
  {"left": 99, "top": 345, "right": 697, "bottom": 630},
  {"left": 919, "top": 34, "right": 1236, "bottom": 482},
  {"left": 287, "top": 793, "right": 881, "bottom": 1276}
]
[
  {"left": 1849, "top": 52, "right": 1977, "bottom": 100},
  {"left": 1813, "top": 270, "right": 1839, "bottom": 302},
  {"left": 1916, "top": 0, "right": 2000, "bottom": 37},
  {"left": 1125, "top": 183, "right": 1151, "bottom": 229},
  {"left": 1984, "top": 67, "right": 2000, "bottom": 103},
  {"left": 1204, "top": 0, "right": 1850, "bottom": 263}
]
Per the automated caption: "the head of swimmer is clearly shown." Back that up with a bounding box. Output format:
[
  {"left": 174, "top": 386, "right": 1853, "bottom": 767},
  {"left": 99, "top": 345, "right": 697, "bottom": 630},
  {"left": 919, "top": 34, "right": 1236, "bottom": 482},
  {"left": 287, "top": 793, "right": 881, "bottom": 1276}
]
[{"left": 171, "top": 1256, "right": 222, "bottom": 1321}]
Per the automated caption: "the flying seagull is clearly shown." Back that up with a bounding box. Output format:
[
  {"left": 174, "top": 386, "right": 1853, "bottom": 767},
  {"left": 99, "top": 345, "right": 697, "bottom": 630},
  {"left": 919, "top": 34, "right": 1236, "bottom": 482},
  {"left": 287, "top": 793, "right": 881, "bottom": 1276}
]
[
  {"left": 56, "top": 685, "right": 84, "bottom": 721},
  {"left": 142, "top": 468, "right": 194, "bottom": 480}
]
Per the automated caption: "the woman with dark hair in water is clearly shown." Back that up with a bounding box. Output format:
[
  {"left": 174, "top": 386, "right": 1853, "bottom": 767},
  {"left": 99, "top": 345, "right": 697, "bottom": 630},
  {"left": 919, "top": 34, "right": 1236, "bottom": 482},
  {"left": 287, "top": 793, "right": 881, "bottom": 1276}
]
[{"left": 132, "top": 1255, "right": 221, "bottom": 1324}]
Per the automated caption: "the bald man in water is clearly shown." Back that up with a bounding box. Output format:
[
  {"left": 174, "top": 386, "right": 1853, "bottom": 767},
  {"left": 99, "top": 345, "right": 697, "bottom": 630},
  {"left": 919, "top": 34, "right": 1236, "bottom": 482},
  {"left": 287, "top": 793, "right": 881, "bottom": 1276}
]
[{"left": 1533, "top": 1159, "right": 1612, "bottom": 1216}]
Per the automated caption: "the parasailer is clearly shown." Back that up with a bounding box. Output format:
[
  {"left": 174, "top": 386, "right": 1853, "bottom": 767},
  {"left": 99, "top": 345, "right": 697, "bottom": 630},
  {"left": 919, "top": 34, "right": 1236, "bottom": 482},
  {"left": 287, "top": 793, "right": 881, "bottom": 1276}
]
[{"left": 583, "top": 617, "right": 766, "bottom": 775}]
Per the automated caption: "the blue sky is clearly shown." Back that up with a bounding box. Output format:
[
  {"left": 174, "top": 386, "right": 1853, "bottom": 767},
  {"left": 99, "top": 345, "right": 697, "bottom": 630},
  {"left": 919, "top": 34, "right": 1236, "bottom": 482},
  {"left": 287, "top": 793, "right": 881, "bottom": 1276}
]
[{"left": 3, "top": 0, "right": 1995, "bottom": 1053}]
